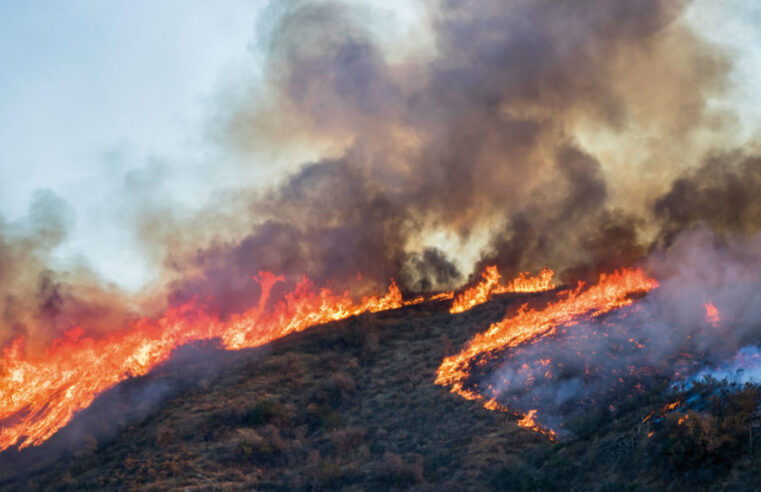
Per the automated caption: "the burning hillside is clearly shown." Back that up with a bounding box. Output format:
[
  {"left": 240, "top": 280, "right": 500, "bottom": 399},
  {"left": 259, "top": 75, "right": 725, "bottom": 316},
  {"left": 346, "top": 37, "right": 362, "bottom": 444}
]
[
  {"left": 3, "top": 0, "right": 761, "bottom": 489},
  {"left": 4, "top": 271, "right": 761, "bottom": 490},
  {"left": 0, "top": 266, "right": 557, "bottom": 454}
]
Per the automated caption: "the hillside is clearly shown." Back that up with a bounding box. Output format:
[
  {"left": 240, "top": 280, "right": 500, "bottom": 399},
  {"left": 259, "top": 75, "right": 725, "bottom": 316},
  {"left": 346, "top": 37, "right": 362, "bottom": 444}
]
[{"left": 2, "top": 292, "right": 761, "bottom": 491}]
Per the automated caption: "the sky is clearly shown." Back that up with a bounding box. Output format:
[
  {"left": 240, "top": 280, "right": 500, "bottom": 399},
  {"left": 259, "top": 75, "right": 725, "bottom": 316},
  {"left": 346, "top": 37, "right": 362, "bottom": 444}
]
[{"left": 0, "top": 0, "right": 759, "bottom": 292}]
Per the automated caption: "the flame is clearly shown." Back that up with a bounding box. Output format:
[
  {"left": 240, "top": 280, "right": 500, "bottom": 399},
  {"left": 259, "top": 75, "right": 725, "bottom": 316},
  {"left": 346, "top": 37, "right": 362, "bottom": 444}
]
[
  {"left": 430, "top": 291, "right": 455, "bottom": 301},
  {"left": 642, "top": 400, "right": 682, "bottom": 423},
  {"left": 0, "top": 265, "right": 656, "bottom": 451},
  {"left": 517, "top": 410, "right": 556, "bottom": 439},
  {"left": 0, "top": 272, "right": 403, "bottom": 452},
  {"left": 449, "top": 266, "right": 555, "bottom": 314},
  {"left": 664, "top": 401, "right": 681, "bottom": 412},
  {"left": 403, "top": 296, "right": 425, "bottom": 306},
  {"left": 436, "top": 268, "right": 658, "bottom": 436},
  {"left": 704, "top": 301, "right": 720, "bottom": 327}
]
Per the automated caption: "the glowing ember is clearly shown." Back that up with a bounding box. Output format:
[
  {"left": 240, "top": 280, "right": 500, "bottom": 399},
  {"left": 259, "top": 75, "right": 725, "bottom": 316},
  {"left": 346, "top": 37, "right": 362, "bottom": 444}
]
[
  {"left": 436, "top": 268, "right": 659, "bottom": 436},
  {"left": 643, "top": 400, "right": 682, "bottom": 423},
  {"left": 0, "top": 272, "right": 403, "bottom": 452},
  {"left": 704, "top": 301, "right": 720, "bottom": 327},
  {"left": 449, "top": 266, "right": 555, "bottom": 314}
]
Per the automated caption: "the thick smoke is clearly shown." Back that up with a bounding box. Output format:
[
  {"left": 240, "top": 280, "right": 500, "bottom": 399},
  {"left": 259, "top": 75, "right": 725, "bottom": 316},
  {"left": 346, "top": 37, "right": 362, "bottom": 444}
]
[
  {"left": 655, "top": 151, "right": 761, "bottom": 245},
  {"left": 0, "top": 191, "right": 140, "bottom": 353},
  {"left": 0, "top": 0, "right": 752, "bottom": 346},
  {"left": 163, "top": 0, "right": 733, "bottom": 315}
]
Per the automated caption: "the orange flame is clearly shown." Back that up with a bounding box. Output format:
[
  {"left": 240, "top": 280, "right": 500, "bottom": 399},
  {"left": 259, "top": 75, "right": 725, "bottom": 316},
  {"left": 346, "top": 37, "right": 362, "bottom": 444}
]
[
  {"left": 449, "top": 266, "right": 554, "bottom": 314},
  {"left": 517, "top": 409, "right": 556, "bottom": 439},
  {"left": 704, "top": 301, "right": 720, "bottom": 327},
  {"left": 0, "top": 272, "right": 403, "bottom": 452},
  {"left": 436, "top": 268, "right": 658, "bottom": 437},
  {"left": 430, "top": 291, "right": 455, "bottom": 301}
]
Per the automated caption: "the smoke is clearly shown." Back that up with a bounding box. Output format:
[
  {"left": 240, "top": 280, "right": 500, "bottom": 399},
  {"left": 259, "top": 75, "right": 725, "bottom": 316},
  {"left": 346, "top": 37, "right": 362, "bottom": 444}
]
[
  {"left": 484, "top": 228, "right": 761, "bottom": 433},
  {"left": 655, "top": 151, "right": 761, "bottom": 245},
  {"left": 683, "top": 346, "right": 761, "bottom": 387},
  {"left": 156, "top": 0, "right": 738, "bottom": 315},
  {"left": 0, "top": 0, "right": 755, "bottom": 355},
  {"left": 0, "top": 191, "right": 145, "bottom": 353}
]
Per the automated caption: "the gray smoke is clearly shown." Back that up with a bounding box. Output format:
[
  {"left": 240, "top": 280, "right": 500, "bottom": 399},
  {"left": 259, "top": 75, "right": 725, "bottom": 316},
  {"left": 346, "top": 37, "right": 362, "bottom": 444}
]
[
  {"left": 163, "top": 0, "right": 735, "bottom": 315},
  {"left": 486, "top": 228, "right": 761, "bottom": 433}
]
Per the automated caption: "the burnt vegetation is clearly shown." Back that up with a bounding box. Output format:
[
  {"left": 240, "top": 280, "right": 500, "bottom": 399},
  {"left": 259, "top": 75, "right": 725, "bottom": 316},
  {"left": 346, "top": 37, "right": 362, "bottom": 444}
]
[{"left": 3, "top": 293, "right": 761, "bottom": 491}]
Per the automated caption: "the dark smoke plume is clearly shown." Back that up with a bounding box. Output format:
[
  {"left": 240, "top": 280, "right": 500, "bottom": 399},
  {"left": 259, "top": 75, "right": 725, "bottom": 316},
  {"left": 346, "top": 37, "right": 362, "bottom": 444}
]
[
  {"left": 0, "top": 0, "right": 751, "bottom": 342},
  {"left": 162, "top": 0, "right": 732, "bottom": 314}
]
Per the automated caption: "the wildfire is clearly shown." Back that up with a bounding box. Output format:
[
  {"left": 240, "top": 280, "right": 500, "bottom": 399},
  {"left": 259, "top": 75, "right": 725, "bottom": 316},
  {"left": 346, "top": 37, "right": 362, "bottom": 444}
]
[
  {"left": 0, "top": 265, "right": 657, "bottom": 452},
  {"left": 517, "top": 410, "right": 557, "bottom": 439},
  {"left": 436, "top": 268, "right": 659, "bottom": 436},
  {"left": 704, "top": 301, "right": 720, "bottom": 327},
  {"left": 643, "top": 400, "right": 682, "bottom": 423},
  {"left": 430, "top": 292, "right": 455, "bottom": 301},
  {"left": 0, "top": 272, "right": 403, "bottom": 452},
  {"left": 449, "top": 266, "right": 555, "bottom": 314}
]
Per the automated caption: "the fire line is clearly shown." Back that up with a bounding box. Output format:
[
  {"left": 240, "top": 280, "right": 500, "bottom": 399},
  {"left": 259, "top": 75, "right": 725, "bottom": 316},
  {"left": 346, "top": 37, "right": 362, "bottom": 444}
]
[
  {"left": 0, "top": 266, "right": 553, "bottom": 452},
  {"left": 436, "top": 268, "right": 659, "bottom": 437}
]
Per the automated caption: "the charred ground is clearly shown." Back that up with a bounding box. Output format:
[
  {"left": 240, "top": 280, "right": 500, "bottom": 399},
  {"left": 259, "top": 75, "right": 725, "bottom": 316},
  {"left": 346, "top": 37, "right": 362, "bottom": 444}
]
[{"left": 3, "top": 292, "right": 761, "bottom": 491}]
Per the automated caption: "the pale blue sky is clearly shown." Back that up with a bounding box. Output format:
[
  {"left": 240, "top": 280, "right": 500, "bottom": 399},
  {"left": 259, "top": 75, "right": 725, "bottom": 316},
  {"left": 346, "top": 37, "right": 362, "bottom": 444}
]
[
  {"left": 0, "top": 1, "right": 266, "bottom": 288},
  {"left": 0, "top": 0, "right": 759, "bottom": 291}
]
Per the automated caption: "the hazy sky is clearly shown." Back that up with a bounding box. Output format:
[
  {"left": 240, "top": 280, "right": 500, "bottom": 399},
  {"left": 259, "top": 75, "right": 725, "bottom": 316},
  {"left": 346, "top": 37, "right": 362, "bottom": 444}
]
[{"left": 0, "top": 0, "right": 759, "bottom": 291}]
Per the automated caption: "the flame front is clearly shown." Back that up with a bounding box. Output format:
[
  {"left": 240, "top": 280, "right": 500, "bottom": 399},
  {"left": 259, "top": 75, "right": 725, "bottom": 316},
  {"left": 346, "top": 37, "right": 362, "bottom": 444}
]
[
  {"left": 0, "top": 266, "right": 656, "bottom": 451},
  {"left": 0, "top": 272, "right": 402, "bottom": 452},
  {"left": 450, "top": 266, "right": 555, "bottom": 314},
  {"left": 436, "top": 268, "right": 659, "bottom": 435}
]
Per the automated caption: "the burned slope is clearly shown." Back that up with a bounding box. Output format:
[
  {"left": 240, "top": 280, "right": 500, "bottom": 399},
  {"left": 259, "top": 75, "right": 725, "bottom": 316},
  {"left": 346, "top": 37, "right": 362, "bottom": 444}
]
[{"left": 4, "top": 291, "right": 761, "bottom": 491}]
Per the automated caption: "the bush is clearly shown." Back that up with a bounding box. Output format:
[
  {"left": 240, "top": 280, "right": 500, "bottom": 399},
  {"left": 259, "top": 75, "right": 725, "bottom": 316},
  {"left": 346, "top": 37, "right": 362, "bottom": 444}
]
[
  {"left": 155, "top": 424, "right": 174, "bottom": 447},
  {"left": 227, "top": 426, "right": 288, "bottom": 465},
  {"left": 244, "top": 398, "right": 286, "bottom": 426},
  {"left": 306, "top": 403, "right": 345, "bottom": 432},
  {"left": 330, "top": 426, "right": 367, "bottom": 457},
  {"left": 373, "top": 452, "right": 425, "bottom": 488}
]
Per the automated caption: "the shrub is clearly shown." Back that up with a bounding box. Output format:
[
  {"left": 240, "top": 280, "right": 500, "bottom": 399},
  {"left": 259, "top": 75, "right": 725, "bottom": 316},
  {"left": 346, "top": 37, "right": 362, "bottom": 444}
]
[
  {"left": 306, "top": 403, "right": 345, "bottom": 432},
  {"left": 373, "top": 452, "right": 425, "bottom": 488},
  {"left": 155, "top": 424, "right": 174, "bottom": 447},
  {"left": 244, "top": 398, "right": 287, "bottom": 426},
  {"left": 330, "top": 426, "right": 367, "bottom": 457}
]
